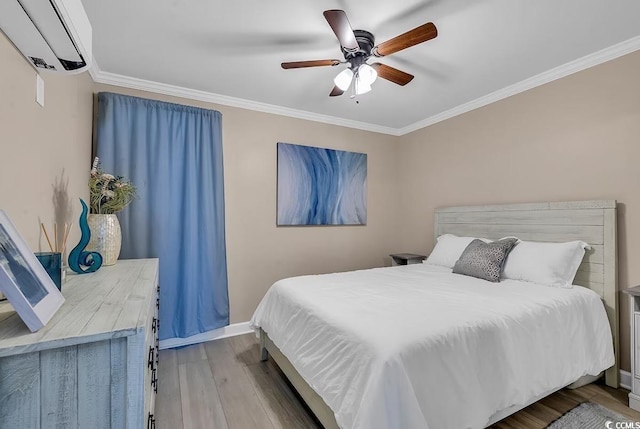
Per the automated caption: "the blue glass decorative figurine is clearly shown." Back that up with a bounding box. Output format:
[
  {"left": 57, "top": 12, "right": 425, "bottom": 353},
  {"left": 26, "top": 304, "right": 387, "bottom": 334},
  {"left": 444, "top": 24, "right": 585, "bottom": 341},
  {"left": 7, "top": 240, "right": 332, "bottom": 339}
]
[{"left": 68, "top": 199, "right": 103, "bottom": 274}]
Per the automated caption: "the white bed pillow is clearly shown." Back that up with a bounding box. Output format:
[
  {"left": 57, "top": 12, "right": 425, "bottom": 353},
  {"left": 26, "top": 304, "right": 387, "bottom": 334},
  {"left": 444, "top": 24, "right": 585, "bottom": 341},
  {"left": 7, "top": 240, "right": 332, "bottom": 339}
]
[
  {"left": 425, "top": 234, "right": 489, "bottom": 269},
  {"left": 502, "top": 240, "right": 591, "bottom": 288}
]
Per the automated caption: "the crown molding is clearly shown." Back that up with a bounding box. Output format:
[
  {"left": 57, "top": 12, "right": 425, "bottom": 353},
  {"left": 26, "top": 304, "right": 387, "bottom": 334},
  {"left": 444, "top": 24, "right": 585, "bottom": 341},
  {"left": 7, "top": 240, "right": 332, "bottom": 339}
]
[
  {"left": 88, "top": 55, "right": 101, "bottom": 82},
  {"left": 88, "top": 64, "right": 400, "bottom": 136},
  {"left": 87, "top": 35, "right": 640, "bottom": 138},
  {"left": 397, "top": 35, "right": 640, "bottom": 136}
]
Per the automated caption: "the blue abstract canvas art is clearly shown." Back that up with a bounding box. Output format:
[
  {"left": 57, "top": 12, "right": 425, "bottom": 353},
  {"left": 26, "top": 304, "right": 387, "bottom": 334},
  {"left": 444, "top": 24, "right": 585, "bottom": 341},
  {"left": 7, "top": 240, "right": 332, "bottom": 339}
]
[{"left": 277, "top": 143, "right": 367, "bottom": 225}]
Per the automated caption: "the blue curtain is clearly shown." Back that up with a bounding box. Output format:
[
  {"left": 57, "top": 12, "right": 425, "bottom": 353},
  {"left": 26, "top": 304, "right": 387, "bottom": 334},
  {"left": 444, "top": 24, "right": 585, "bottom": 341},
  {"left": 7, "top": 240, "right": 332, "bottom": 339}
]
[{"left": 95, "top": 92, "right": 229, "bottom": 340}]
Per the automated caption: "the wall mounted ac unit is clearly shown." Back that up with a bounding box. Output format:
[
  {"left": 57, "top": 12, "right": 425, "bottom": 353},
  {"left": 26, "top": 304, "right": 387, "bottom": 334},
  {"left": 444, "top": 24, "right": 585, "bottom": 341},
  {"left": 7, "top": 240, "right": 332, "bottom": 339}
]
[{"left": 0, "top": 0, "right": 92, "bottom": 74}]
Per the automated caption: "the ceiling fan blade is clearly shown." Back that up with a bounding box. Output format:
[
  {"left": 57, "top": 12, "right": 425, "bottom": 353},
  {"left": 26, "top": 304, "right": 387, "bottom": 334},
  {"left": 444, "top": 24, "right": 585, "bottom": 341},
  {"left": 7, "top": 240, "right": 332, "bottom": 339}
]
[
  {"left": 373, "top": 22, "right": 437, "bottom": 57},
  {"left": 323, "top": 10, "right": 359, "bottom": 51},
  {"left": 329, "top": 86, "right": 344, "bottom": 97},
  {"left": 371, "top": 63, "right": 414, "bottom": 86},
  {"left": 281, "top": 60, "right": 341, "bottom": 69}
]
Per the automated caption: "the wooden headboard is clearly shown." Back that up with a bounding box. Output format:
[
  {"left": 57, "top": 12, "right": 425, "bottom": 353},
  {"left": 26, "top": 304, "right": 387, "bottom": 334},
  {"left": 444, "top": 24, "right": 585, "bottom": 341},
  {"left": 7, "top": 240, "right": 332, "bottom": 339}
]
[{"left": 434, "top": 200, "right": 618, "bottom": 387}]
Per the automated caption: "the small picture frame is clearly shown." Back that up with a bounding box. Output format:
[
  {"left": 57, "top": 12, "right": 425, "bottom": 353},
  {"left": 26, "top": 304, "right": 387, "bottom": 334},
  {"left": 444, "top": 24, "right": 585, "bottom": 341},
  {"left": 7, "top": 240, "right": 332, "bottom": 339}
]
[{"left": 0, "top": 211, "right": 64, "bottom": 332}]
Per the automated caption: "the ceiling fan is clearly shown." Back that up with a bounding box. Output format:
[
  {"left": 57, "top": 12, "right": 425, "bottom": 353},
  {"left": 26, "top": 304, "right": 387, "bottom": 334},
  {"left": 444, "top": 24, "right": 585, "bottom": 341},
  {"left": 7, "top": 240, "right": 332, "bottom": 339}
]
[{"left": 281, "top": 10, "right": 438, "bottom": 98}]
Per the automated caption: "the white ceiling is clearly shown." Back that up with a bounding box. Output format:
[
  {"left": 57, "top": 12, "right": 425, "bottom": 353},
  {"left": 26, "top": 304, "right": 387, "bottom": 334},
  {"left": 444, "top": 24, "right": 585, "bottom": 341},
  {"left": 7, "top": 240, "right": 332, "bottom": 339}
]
[{"left": 81, "top": 0, "right": 640, "bottom": 133}]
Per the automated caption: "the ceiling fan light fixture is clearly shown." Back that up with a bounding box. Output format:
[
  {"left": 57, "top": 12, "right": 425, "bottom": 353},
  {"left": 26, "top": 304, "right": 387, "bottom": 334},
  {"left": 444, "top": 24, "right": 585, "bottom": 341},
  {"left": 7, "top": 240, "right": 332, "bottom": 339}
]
[
  {"left": 357, "top": 64, "right": 377, "bottom": 86},
  {"left": 334, "top": 68, "right": 354, "bottom": 91},
  {"left": 354, "top": 79, "right": 372, "bottom": 95}
]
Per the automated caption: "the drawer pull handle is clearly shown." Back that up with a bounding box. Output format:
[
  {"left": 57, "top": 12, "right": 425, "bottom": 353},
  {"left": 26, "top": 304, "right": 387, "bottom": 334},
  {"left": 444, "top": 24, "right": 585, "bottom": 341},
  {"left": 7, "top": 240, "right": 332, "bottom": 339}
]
[
  {"left": 147, "top": 413, "right": 156, "bottom": 429},
  {"left": 148, "top": 346, "right": 155, "bottom": 369},
  {"left": 156, "top": 298, "right": 159, "bottom": 310},
  {"left": 152, "top": 317, "right": 157, "bottom": 333},
  {"left": 151, "top": 368, "right": 158, "bottom": 393},
  {"left": 156, "top": 337, "right": 160, "bottom": 365}
]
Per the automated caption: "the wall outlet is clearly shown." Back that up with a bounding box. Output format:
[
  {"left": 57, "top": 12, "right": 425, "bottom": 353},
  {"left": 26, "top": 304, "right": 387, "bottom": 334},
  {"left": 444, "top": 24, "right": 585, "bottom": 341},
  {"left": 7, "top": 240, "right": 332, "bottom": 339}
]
[{"left": 36, "top": 74, "right": 45, "bottom": 107}]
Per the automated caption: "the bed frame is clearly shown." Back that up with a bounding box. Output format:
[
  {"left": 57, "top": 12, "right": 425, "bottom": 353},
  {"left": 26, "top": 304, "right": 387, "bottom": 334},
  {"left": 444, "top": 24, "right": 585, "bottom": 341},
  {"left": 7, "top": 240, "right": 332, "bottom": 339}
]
[{"left": 260, "top": 200, "right": 618, "bottom": 429}]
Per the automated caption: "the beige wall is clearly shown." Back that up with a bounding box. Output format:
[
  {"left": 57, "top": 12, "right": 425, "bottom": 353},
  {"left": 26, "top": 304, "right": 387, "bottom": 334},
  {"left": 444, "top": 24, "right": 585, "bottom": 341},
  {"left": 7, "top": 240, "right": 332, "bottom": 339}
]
[
  {"left": 397, "top": 50, "right": 640, "bottom": 371},
  {"left": 0, "top": 34, "right": 94, "bottom": 253},
  {"left": 3, "top": 25, "right": 638, "bottom": 372},
  {"left": 0, "top": 26, "right": 400, "bottom": 332},
  {"left": 92, "top": 83, "right": 401, "bottom": 324}
]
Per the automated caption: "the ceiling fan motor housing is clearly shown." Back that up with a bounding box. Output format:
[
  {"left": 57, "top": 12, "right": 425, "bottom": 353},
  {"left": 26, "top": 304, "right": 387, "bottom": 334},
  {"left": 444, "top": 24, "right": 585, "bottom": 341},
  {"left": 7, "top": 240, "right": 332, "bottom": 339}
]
[{"left": 342, "top": 30, "right": 375, "bottom": 65}]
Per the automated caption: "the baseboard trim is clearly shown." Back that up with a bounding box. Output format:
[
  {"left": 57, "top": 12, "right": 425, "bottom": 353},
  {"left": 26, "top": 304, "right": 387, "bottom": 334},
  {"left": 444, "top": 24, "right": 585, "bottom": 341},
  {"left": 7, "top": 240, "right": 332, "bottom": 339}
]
[
  {"left": 159, "top": 321, "right": 253, "bottom": 350},
  {"left": 621, "top": 369, "right": 631, "bottom": 390}
]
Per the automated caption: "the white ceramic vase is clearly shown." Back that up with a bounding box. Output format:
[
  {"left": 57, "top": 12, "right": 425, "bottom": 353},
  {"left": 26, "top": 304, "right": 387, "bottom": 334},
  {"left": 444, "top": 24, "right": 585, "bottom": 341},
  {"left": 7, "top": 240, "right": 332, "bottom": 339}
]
[{"left": 86, "top": 214, "right": 122, "bottom": 266}]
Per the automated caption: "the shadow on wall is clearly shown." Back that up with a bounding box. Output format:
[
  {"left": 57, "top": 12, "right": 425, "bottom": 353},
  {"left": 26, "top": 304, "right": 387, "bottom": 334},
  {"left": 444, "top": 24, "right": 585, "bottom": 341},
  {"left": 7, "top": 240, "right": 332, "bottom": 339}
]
[
  {"left": 49, "top": 169, "right": 75, "bottom": 252},
  {"left": 618, "top": 202, "right": 627, "bottom": 290}
]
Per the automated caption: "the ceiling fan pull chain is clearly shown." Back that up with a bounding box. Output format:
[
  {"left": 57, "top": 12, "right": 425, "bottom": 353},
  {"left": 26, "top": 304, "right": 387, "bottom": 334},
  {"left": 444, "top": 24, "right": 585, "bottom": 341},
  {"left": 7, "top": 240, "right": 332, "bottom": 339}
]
[
  {"left": 352, "top": 78, "right": 361, "bottom": 103},
  {"left": 350, "top": 69, "right": 358, "bottom": 99}
]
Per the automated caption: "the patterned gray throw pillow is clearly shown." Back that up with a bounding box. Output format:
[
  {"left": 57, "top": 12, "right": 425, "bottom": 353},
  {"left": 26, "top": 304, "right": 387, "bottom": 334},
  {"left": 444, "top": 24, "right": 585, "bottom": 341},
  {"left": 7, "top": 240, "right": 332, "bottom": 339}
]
[{"left": 452, "top": 238, "right": 518, "bottom": 282}]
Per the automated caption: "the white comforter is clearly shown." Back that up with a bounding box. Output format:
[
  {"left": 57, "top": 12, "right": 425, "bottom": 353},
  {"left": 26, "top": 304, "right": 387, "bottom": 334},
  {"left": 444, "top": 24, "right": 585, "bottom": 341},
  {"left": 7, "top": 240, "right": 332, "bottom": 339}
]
[{"left": 250, "top": 264, "right": 614, "bottom": 429}]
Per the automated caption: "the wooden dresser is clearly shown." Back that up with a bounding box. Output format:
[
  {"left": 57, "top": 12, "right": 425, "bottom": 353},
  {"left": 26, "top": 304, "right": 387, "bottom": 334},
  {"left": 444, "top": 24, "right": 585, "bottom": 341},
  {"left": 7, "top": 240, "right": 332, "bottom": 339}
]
[{"left": 0, "top": 258, "right": 159, "bottom": 428}]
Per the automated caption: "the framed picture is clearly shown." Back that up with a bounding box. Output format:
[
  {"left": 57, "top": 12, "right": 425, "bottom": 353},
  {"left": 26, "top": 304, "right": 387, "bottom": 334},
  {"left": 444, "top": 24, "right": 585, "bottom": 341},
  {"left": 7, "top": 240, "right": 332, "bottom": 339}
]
[
  {"left": 0, "top": 211, "right": 64, "bottom": 332},
  {"left": 277, "top": 143, "right": 367, "bottom": 226}
]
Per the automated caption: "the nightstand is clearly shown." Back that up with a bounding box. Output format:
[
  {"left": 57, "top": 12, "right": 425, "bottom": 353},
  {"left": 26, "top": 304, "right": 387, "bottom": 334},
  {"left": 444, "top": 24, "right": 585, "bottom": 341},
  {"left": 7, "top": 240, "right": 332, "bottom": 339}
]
[
  {"left": 624, "top": 286, "right": 640, "bottom": 411},
  {"left": 390, "top": 253, "right": 426, "bottom": 266}
]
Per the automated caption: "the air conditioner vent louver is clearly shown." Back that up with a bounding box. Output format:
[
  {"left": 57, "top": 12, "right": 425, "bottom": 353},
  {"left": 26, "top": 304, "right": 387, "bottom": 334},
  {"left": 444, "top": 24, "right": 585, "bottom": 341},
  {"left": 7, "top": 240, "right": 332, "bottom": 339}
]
[{"left": 29, "top": 56, "right": 56, "bottom": 70}]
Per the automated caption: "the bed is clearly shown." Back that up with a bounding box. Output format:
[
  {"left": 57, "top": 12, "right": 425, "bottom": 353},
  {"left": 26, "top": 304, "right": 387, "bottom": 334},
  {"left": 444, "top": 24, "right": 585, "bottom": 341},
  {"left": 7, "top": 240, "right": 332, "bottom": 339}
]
[{"left": 251, "top": 200, "right": 619, "bottom": 429}]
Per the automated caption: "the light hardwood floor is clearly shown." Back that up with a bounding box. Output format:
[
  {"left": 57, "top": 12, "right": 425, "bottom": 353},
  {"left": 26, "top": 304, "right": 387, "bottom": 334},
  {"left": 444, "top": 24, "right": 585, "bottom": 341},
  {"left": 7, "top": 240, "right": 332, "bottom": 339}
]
[{"left": 157, "top": 334, "right": 640, "bottom": 429}]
